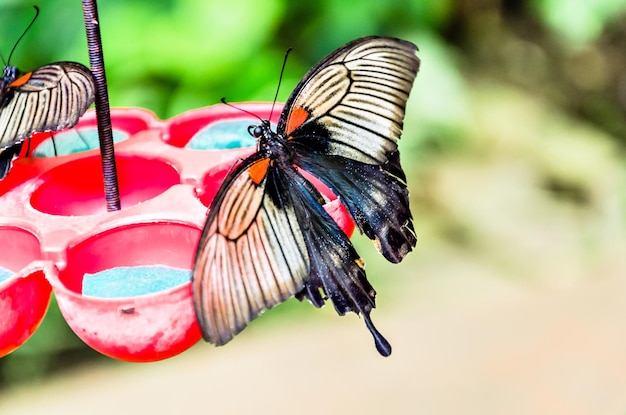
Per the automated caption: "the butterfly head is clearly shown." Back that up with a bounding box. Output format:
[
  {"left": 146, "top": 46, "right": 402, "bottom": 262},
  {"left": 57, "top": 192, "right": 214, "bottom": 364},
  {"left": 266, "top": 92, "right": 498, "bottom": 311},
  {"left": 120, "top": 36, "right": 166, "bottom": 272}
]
[
  {"left": 247, "top": 123, "right": 265, "bottom": 140},
  {"left": 248, "top": 121, "right": 271, "bottom": 153},
  {"left": 248, "top": 119, "right": 293, "bottom": 164}
]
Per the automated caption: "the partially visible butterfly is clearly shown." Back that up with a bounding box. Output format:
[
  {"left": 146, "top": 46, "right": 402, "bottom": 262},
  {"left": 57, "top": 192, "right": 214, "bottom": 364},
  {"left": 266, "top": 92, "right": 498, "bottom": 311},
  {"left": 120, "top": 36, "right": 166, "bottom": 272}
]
[
  {"left": 0, "top": 6, "right": 95, "bottom": 178},
  {"left": 193, "top": 36, "right": 420, "bottom": 356}
]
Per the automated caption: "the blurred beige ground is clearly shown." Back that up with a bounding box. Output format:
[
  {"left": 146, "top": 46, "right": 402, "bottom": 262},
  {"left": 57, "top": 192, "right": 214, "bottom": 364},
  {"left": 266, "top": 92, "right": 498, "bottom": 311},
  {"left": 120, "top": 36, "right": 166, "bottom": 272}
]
[
  {"left": 2, "top": 81, "right": 625, "bottom": 415},
  {"left": 1, "top": 246, "right": 625, "bottom": 415}
]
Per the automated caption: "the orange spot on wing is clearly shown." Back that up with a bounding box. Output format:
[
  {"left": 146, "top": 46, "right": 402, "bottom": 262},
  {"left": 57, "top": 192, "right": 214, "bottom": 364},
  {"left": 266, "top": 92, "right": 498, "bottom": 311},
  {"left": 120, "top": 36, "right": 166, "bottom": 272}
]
[
  {"left": 10, "top": 72, "right": 32, "bottom": 88},
  {"left": 286, "top": 107, "right": 310, "bottom": 136},
  {"left": 248, "top": 158, "right": 270, "bottom": 185}
]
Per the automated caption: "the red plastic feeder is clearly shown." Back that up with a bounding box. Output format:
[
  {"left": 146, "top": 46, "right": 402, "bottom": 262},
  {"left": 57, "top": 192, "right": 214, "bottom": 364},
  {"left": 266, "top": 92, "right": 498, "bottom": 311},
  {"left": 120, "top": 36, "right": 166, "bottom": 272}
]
[
  {"left": 0, "top": 262, "right": 52, "bottom": 358},
  {"left": 0, "top": 103, "right": 354, "bottom": 361}
]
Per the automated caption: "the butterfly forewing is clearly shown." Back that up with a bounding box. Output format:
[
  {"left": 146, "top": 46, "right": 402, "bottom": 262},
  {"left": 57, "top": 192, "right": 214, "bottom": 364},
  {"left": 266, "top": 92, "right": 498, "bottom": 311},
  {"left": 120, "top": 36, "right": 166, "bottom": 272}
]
[
  {"left": 0, "top": 62, "right": 95, "bottom": 153},
  {"left": 280, "top": 37, "right": 419, "bottom": 165},
  {"left": 193, "top": 156, "right": 309, "bottom": 345}
]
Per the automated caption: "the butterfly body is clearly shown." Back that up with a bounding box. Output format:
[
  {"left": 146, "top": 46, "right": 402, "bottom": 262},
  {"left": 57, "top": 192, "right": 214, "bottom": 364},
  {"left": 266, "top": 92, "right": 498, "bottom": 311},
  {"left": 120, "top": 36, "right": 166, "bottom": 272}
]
[
  {"left": 1, "top": 66, "right": 18, "bottom": 95},
  {"left": 250, "top": 120, "right": 294, "bottom": 169},
  {"left": 193, "top": 36, "right": 420, "bottom": 356}
]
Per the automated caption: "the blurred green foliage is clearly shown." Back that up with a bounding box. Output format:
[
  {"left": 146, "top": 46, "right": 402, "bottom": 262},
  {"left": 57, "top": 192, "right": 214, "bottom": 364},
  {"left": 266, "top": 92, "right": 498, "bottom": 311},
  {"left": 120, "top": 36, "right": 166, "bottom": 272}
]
[
  {"left": 0, "top": 0, "right": 455, "bottom": 118},
  {"left": 0, "top": 0, "right": 625, "bottom": 388},
  {"left": 0, "top": 0, "right": 623, "bottom": 139},
  {"left": 531, "top": 0, "right": 626, "bottom": 45}
]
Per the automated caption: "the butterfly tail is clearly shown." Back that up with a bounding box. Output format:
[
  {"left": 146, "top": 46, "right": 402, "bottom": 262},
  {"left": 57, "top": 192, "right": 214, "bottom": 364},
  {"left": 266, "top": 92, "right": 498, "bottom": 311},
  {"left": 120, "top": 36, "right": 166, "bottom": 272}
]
[{"left": 287, "top": 169, "right": 392, "bottom": 356}]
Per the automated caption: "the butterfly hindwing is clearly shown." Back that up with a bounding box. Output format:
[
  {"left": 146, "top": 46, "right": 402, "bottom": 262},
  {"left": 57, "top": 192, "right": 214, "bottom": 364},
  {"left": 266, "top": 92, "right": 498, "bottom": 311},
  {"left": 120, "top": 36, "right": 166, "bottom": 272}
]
[
  {"left": 285, "top": 169, "right": 392, "bottom": 355},
  {"left": 0, "top": 142, "right": 22, "bottom": 179},
  {"left": 295, "top": 150, "right": 415, "bottom": 263}
]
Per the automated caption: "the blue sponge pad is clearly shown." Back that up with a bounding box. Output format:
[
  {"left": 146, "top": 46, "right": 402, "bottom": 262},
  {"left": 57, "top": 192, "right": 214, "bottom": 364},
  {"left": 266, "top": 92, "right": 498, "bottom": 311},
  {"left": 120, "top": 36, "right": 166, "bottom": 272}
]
[
  {"left": 82, "top": 265, "right": 191, "bottom": 298},
  {"left": 0, "top": 266, "right": 13, "bottom": 283},
  {"left": 33, "top": 128, "right": 129, "bottom": 157},
  {"left": 186, "top": 120, "right": 258, "bottom": 150}
]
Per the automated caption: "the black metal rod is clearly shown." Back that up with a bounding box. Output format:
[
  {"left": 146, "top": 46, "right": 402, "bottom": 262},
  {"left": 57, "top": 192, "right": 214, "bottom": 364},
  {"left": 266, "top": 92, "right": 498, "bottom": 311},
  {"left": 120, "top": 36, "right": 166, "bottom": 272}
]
[{"left": 81, "top": 0, "right": 120, "bottom": 211}]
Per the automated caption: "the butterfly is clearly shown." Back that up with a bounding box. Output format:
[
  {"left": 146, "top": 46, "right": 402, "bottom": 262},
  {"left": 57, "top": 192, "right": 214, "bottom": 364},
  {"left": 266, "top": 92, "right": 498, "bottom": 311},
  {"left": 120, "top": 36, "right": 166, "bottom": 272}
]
[
  {"left": 0, "top": 6, "right": 96, "bottom": 178},
  {"left": 192, "top": 36, "right": 420, "bottom": 356}
]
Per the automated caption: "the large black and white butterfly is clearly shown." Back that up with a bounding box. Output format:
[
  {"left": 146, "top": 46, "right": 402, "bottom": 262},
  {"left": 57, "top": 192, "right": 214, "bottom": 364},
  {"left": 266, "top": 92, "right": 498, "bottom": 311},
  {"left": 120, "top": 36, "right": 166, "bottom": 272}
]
[
  {"left": 192, "top": 36, "right": 419, "bottom": 356},
  {"left": 0, "top": 6, "right": 95, "bottom": 178}
]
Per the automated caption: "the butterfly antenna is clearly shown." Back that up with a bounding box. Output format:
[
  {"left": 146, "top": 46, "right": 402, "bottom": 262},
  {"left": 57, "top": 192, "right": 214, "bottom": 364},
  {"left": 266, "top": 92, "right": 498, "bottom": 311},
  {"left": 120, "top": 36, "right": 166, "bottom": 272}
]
[
  {"left": 4, "top": 5, "right": 40, "bottom": 66},
  {"left": 24, "top": 133, "right": 33, "bottom": 157},
  {"left": 220, "top": 98, "right": 264, "bottom": 123},
  {"left": 270, "top": 47, "right": 293, "bottom": 119},
  {"left": 51, "top": 132, "right": 58, "bottom": 157}
]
